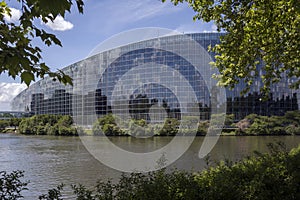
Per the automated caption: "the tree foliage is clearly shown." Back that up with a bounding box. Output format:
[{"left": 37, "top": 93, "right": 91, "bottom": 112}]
[
  {"left": 0, "top": 0, "right": 84, "bottom": 85},
  {"left": 0, "top": 119, "right": 9, "bottom": 131},
  {"left": 0, "top": 171, "right": 28, "bottom": 200},
  {"left": 159, "top": 118, "right": 180, "bottom": 136},
  {"left": 92, "top": 114, "right": 125, "bottom": 136},
  {"left": 18, "top": 114, "right": 78, "bottom": 136},
  {"left": 164, "top": 0, "right": 300, "bottom": 94},
  {"left": 236, "top": 110, "right": 300, "bottom": 135}
]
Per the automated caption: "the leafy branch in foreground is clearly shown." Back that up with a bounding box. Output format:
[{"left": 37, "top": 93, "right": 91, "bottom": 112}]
[
  {"left": 0, "top": 171, "right": 28, "bottom": 200},
  {"left": 0, "top": 0, "right": 84, "bottom": 86},
  {"left": 163, "top": 0, "right": 300, "bottom": 94}
]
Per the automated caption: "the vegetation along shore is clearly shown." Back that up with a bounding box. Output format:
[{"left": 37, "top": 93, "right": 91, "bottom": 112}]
[{"left": 1, "top": 111, "right": 300, "bottom": 136}]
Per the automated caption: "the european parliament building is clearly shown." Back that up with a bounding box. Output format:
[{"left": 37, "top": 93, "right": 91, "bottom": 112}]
[{"left": 11, "top": 29, "right": 300, "bottom": 126}]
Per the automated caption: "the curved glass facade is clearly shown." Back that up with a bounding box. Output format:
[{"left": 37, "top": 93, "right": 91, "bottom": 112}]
[{"left": 11, "top": 32, "right": 300, "bottom": 126}]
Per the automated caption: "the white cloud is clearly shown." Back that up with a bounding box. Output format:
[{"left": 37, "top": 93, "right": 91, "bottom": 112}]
[
  {"left": 203, "top": 24, "right": 218, "bottom": 33},
  {"left": 175, "top": 23, "right": 202, "bottom": 33},
  {"left": 211, "top": 24, "right": 218, "bottom": 32},
  {"left": 0, "top": 83, "right": 26, "bottom": 111},
  {"left": 43, "top": 15, "right": 74, "bottom": 31},
  {"left": 4, "top": 8, "right": 21, "bottom": 23},
  {"left": 176, "top": 22, "right": 218, "bottom": 33},
  {"left": 4, "top": 7, "right": 73, "bottom": 31}
]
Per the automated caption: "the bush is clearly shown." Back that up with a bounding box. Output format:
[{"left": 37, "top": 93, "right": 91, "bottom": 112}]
[
  {"left": 92, "top": 114, "right": 125, "bottom": 136},
  {"left": 236, "top": 111, "right": 300, "bottom": 135},
  {"left": 158, "top": 118, "right": 180, "bottom": 136},
  {"left": 18, "top": 115, "right": 76, "bottom": 136},
  {"left": 197, "top": 121, "right": 209, "bottom": 135},
  {"left": 286, "top": 124, "right": 300, "bottom": 135},
  {"left": 194, "top": 143, "right": 299, "bottom": 200},
  {"left": 18, "top": 118, "right": 34, "bottom": 135},
  {"left": 38, "top": 184, "right": 64, "bottom": 200},
  {"left": 45, "top": 124, "right": 59, "bottom": 135},
  {"left": 0, "top": 120, "right": 9, "bottom": 132},
  {"left": 57, "top": 115, "right": 73, "bottom": 127},
  {"left": 36, "top": 125, "right": 46, "bottom": 135},
  {"left": 58, "top": 126, "right": 77, "bottom": 136},
  {"left": 0, "top": 171, "right": 28, "bottom": 200}
]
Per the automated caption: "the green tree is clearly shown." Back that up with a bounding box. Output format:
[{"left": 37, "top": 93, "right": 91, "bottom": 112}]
[
  {"left": 92, "top": 114, "right": 125, "bottom": 136},
  {"left": 0, "top": 119, "right": 8, "bottom": 131},
  {"left": 0, "top": 0, "right": 84, "bottom": 85},
  {"left": 9, "top": 117, "right": 21, "bottom": 130},
  {"left": 57, "top": 115, "right": 73, "bottom": 127},
  {"left": 159, "top": 118, "right": 180, "bottom": 136},
  {"left": 197, "top": 120, "right": 209, "bottom": 135},
  {"left": 18, "top": 114, "right": 77, "bottom": 135},
  {"left": 164, "top": 0, "right": 299, "bottom": 94}
]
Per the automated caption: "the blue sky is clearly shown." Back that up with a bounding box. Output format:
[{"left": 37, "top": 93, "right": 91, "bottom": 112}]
[{"left": 0, "top": 0, "right": 217, "bottom": 110}]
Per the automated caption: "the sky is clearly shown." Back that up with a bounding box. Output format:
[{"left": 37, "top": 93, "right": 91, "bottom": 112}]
[{"left": 0, "top": 0, "right": 217, "bottom": 111}]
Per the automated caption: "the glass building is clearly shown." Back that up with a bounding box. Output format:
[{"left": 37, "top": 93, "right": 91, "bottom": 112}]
[{"left": 11, "top": 31, "right": 300, "bottom": 127}]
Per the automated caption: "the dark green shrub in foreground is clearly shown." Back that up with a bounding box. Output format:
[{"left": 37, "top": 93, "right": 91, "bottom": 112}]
[
  {"left": 38, "top": 184, "right": 64, "bottom": 200},
  {"left": 0, "top": 171, "right": 28, "bottom": 200},
  {"left": 194, "top": 143, "right": 300, "bottom": 200}
]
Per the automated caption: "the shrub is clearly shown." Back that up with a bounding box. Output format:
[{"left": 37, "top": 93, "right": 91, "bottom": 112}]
[
  {"left": 197, "top": 121, "right": 209, "bottom": 135},
  {"left": 159, "top": 118, "right": 179, "bottom": 136},
  {"left": 236, "top": 112, "right": 300, "bottom": 135},
  {"left": 38, "top": 184, "right": 64, "bottom": 200},
  {"left": 18, "top": 115, "right": 76, "bottom": 136},
  {"left": 18, "top": 118, "right": 34, "bottom": 135},
  {"left": 58, "top": 126, "right": 77, "bottom": 136},
  {"left": 0, "top": 171, "right": 28, "bottom": 200},
  {"left": 45, "top": 124, "right": 59, "bottom": 136},
  {"left": 36, "top": 125, "right": 46, "bottom": 135},
  {"left": 286, "top": 124, "right": 300, "bottom": 135},
  {"left": 57, "top": 115, "right": 73, "bottom": 127},
  {"left": 0, "top": 120, "right": 9, "bottom": 132},
  {"left": 92, "top": 115, "right": 125, "bottom": 136}
]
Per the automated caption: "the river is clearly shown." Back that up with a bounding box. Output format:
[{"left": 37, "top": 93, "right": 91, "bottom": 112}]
[{"left": 0, "top": 133, "right": 299, "bottom": 199}]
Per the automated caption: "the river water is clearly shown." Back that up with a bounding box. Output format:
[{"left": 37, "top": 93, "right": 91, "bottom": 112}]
[{"left": 0, "top": 133, "right": 299, "bottom": 199}]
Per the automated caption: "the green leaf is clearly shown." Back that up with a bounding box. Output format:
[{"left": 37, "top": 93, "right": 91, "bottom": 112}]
[{"left": 21, "top": 71, "right": 35, "bottom": 86}]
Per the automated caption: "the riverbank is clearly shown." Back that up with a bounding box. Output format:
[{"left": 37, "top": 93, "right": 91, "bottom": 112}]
[{"left": 2, "top": 111, "right": 300, "bottom": 136}]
